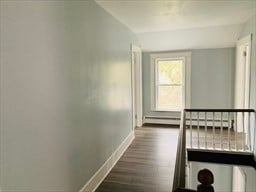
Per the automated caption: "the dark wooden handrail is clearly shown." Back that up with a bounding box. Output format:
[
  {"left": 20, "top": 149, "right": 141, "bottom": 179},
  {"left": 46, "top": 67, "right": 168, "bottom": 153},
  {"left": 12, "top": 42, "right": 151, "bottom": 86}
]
[
  {"left": 175, "top": 188, "right": 196, "bottom": 192},
  {"left": 185, "top": 109, "right": 255, "bottom": 113},
  {"left": 172, "top": 111, "right": 186, "bottom": 191}
]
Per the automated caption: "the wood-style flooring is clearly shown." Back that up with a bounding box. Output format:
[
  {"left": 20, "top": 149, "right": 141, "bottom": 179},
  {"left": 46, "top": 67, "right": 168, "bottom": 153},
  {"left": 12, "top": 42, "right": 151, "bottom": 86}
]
[{"left": 96, "top": 126, "right": 179, "bottom": 192}]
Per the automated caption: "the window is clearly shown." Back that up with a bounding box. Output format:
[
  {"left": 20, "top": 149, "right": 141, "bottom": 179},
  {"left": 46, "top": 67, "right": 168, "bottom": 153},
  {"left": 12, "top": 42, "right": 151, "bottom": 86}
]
[
  {"left": 156, "top": 59, "right": 183, "bottom": 111},
  {"left": 151, "top": 52, "right": 191, "bottom": 112}
]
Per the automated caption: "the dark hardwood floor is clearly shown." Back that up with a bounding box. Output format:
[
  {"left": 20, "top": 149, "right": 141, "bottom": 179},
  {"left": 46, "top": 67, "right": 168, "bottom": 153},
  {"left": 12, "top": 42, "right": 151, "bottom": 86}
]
[{"left": 96, "top": 126, "right": 179, "bottom": 192}]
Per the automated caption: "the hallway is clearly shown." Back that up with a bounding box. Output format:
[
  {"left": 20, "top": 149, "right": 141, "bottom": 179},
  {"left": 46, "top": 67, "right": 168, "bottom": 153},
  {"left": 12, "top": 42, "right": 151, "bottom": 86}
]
[{"left": 96, "top": 126, "right": 179, "bottom": 192}]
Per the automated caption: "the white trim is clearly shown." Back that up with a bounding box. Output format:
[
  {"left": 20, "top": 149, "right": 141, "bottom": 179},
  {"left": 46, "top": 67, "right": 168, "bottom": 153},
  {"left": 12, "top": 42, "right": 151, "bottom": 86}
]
[
  {"left": 236, "top": 34, "right": 252, "bottom": 46},
  {"left": 150, "top": 51, "right": 191, "bottom": 111},
  {"left": 150, "top": 52, "right": 192, "bottom": 59},
  {"left": 143, "top": 116, "right": 180, "bottom": 125},
  {"left": 131, "top": 44, "right": 141, "bottom": 52},
  {"left": 235, "top": 34, "right": 252, "bottom": 110},
  {"left": 143, "top": 116, "right": 229, "bottom": 127},
  {"left": 232, "top": 166, "right": 247, "bottom": 192},
  {"left": 131, "top": 44, "right": 143, "bottom": 128},
  {"left": 131, "top": 47, "right": 136, "bottom": 129},
  {"left": 185, "top": 52, "right": 191, "bottom": 108},
  {"left": 235, "top": 34, "right": 252, "bottom": 135},
  {"left": 79, "top": 131, "right": 135, "bottom": 192}
]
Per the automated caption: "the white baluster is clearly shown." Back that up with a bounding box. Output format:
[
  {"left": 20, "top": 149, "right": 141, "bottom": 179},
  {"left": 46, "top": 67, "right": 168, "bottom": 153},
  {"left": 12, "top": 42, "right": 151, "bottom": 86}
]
[
  {"left": 205, "top": 112, "right": 207, "bottom": 149},
  {"left": 228, "top": 112, "right": 231, "bottom": 151},
  {"left": 248, "top": 112, "right": 251, "bottom": 152},
  {"left": 197, "top": 112, "right": 200, "bottom": 148},
  {"left": 190, "top": 112, "right": 192, "bottom": 148},
  {"left": 220, "top": 112, "right": 223, "bottom": 150},
  {"left": 213, "top": 112, "right": 215, "bottom": 149},
  {"left": 235, "top": 112, "right": 238, "bottom": 151},
  {"left": 242, "top": 112, "right": 245, "bottom": 151}
]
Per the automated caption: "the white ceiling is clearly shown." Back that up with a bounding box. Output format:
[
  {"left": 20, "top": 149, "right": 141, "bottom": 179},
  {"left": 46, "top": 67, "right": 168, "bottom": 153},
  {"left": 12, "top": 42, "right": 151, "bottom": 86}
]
[
  {"left": 137, "top": 23, "right": 243, "bottom": 51},
  {"left": 95, "top": 0, "right": 256, "bottom": 51},
  {"left": 95, "top": 0, "right": 255, "bottom": 33}
]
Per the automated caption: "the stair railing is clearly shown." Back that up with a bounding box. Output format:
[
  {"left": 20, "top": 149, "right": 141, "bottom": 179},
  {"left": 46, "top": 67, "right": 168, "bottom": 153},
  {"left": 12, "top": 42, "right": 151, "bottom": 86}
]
[
  {"left": 185, "top": 109, "right": 255, "bottom": 152},
  {"left": 172, "top": 109, "right": 255, "bottom": 192}
]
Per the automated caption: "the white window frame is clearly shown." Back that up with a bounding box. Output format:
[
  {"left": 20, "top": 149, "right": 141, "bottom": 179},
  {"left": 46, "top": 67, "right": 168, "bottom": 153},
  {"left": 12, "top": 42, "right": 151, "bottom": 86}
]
[{"left": 150, "top": 52, "right": 191, "bottom": 112}]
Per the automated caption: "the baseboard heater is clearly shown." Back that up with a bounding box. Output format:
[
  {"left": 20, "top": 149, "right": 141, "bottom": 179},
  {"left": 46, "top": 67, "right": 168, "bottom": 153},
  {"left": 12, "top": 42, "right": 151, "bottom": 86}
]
[
  {"left": 143, "top": 116, "right": 180, "bottom": 125},
  {"left": 143, "top": 116, "right": 230, "bottom": 127}
]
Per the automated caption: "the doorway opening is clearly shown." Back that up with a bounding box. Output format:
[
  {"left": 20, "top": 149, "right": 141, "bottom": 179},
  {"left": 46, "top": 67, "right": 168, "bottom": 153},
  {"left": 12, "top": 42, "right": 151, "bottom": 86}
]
[
  {"left": 234, "top": 34, "right": 252, "bottom": 146},
  {"left": 131, "top": 44, "right": 143, "bottom": 130}
]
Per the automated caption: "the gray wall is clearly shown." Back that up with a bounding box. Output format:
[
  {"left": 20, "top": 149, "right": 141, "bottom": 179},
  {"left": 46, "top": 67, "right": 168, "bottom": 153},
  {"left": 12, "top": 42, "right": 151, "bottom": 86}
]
[
  {"left": 239, "top": 14, "right": 256, "bottom": 158},
  {"left": 0, "top": 0, "right": 137, "bottom": 191},
  {"left": 142, "top": 48, "right": 235, "bottom": 118}
]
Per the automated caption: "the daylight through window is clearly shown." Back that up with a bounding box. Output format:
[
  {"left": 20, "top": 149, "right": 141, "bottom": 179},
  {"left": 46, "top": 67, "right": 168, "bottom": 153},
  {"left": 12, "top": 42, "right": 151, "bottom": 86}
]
[{"left": 155, "top": 59, "right": 184, "bottom": 111}]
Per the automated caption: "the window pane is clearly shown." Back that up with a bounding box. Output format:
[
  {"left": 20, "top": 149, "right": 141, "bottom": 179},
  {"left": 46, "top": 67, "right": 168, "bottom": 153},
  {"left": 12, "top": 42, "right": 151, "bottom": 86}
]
[
  {"left": 157, "top": 85, "right": 182, "bottom": 110},
  {"left": 158, "top": 60, "right": 183, "bottom": 84}
]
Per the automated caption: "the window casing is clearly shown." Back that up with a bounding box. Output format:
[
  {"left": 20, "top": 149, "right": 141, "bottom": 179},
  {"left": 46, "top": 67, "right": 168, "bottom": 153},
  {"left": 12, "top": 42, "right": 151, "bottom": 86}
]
[{"left": 150, "top": 52, "right": 191, "bottom": 112}]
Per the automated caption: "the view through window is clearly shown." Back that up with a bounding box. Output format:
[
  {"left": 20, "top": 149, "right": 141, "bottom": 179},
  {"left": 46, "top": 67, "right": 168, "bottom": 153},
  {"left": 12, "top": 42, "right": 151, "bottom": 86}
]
[{"left": 156, "top": 59, "right": 183, "bottom": 111}]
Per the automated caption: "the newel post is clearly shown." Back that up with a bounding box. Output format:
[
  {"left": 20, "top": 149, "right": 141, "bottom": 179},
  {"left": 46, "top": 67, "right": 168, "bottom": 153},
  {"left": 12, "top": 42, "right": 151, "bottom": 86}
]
[{"left": 197, "top": 169, "right": 214, "bottom": 192}]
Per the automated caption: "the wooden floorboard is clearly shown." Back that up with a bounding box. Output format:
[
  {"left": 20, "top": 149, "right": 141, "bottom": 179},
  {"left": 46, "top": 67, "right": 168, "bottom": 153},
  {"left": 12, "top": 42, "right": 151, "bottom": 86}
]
[{"left": 95, "top": 126, "right": 179, "bottom": 192}]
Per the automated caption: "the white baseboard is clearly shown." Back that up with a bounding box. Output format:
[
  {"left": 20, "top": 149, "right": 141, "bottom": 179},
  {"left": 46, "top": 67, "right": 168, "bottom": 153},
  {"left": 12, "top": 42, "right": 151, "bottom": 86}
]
[
  {"left": 143, "top": 116, "right": 180, "bottom": 125},
  {"left": 79, "top": 131, "right": 135, "bottom": 192},
  {"left": 143, "top": 116, "right": 229, "bottom": 127}
]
